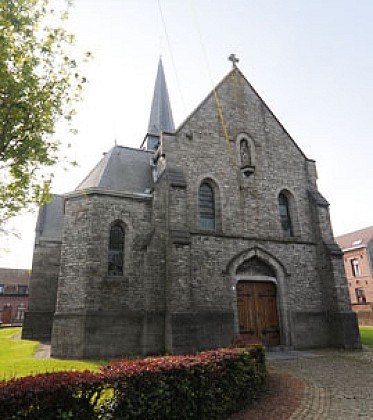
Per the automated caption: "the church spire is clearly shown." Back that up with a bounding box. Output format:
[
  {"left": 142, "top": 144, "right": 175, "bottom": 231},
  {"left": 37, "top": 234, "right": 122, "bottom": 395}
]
[{"left": 146, "top": 57, "right": 174, "bottom": 151}]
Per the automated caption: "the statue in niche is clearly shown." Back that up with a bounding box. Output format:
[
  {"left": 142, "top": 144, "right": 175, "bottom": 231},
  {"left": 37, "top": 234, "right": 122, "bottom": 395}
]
[{"left": 240, "top": 139, "right": 251, "bottom": 167}]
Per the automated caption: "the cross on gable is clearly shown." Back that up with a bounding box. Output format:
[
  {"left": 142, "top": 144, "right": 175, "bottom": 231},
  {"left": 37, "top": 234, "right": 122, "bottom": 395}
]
[{"left": 228, "top": 53, "right": 239, "bottom": 68}]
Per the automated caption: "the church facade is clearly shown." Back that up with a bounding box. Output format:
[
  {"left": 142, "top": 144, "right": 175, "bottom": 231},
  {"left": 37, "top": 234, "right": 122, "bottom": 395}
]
[{"left": 22, "top": 59, "right": 361, "bottom": 358}]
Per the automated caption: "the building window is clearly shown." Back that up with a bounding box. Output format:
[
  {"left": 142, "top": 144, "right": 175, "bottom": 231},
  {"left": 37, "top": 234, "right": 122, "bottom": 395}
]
[
  {"left": 198, "top": 182, "right": 215, "bottom": 231},
  {"left": 355, "top": 287, "right": 366, "bottom": 304},
  {"left": 278, "top": 192, "right": 293, "bottom": 238},
  {"left": 17, "top": 285, "right": 28, "bottom": 295},
  {"left": 108, "top": 223, "right": 124, "bottom": 276},
  {"left": 15, "top": 304, "right": 26, "bottom": 321},
  {"left": 0, "top": 284, "right": 4, "bottom": 295},
  {"left": 351, "top": 258, "right": 361, "bottom": 277}
]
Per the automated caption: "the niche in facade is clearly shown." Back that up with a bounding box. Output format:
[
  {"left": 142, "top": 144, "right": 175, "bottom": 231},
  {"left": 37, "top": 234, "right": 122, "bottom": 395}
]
[{"left": 238, "top": 134, "right": 255, "bottom": 177}]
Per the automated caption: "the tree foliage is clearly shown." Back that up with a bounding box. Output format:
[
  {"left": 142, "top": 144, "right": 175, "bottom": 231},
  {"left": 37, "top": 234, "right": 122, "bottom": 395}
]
[{"left": 0, "top": 0, "right": 88, "bottom": 224}]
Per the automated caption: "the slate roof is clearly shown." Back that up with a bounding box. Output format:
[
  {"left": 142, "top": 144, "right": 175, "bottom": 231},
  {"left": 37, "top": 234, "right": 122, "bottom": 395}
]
[
  {"left": 76, "top": 146, "right": 154, "bottom": 194},
  {"left": 71, "top": 59, "right": 176, "bottom": 196},
  {"left": 335, "top": 226, "right": 373, "bottom": 250},
  {"left": 35, "top": 194, "right": 65, "bottom": 241},
  {"left": 308, "top": 188, "right": 329, "bottom": 207},
  {"left": 0, "top": 268, "right": 30, "bottom": 286}
]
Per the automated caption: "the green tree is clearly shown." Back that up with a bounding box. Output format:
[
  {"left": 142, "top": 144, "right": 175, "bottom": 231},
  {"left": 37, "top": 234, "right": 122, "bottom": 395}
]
[{"left": 0, "top": 0, "right": 88, "bottom": 225}]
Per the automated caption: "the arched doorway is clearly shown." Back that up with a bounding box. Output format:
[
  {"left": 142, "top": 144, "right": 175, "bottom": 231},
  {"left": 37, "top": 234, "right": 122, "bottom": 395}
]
[{"left": 236, "top": 257, "right": 280, "bottom": 346}]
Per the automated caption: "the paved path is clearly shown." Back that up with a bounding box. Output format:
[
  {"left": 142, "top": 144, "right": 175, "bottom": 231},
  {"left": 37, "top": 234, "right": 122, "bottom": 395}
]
[
  {"left": 31, "top": 342, "right": 373, "bottom": 418},
  {"left": 33, "top": 341, "right": 51, "bottom": 359},
  {"left": 268, "top": 348, "right": 373, "bottom": 419}
]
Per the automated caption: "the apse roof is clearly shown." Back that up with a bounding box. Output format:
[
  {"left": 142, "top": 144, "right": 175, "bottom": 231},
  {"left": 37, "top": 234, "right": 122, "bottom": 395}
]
[{"left": 76, "top": 146, "right": 154, "bottom": 194}]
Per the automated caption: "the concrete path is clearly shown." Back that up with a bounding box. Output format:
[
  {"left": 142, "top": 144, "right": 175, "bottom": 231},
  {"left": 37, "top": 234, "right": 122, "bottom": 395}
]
[
  {"left": 268, "top": 348, "right": 373, "bottom": 419},
  {"left": 33, "top": 341, "right": 51, "bottom": 359}
]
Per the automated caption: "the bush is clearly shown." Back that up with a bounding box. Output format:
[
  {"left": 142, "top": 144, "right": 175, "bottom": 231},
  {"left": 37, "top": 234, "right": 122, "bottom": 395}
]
[
  {"left": 0, "top": 347, "right": 266, "bottom": 419},
  {"left": 0, "top": 370, "right": 106, "bottom": 419},
  {"left": 102, "top": 347, "right": 267, "bottom": 419}
]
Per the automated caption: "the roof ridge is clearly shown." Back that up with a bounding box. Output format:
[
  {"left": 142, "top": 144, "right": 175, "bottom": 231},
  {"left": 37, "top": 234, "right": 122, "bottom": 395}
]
[
  {"left": 76, "top": 148, "right": 114, "bottom": 190},
  {"left": 335, "top": 226, "right": 373, "bottom": 239},
  {"left": 113, "top": 145, "right": 153, "bottom": 153}
]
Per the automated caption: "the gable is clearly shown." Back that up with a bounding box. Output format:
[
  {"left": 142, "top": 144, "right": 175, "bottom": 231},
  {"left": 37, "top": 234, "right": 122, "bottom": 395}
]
[{"left": 176, "top": 68, "right": 308, "bottom": 162}]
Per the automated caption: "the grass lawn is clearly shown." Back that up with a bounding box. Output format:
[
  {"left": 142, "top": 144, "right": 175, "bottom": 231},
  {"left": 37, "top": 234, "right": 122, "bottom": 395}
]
[
  {"left": 0, "top": 328, "right": 107, "bottom": 380},
  {"left": 360, "top": 326, "right": 373, "bottom": 347}
]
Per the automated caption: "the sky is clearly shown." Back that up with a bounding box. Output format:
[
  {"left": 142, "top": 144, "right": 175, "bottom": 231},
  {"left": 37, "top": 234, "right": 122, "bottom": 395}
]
[{"left": 1, "top": 0, "right": 372, "bottom": 269}]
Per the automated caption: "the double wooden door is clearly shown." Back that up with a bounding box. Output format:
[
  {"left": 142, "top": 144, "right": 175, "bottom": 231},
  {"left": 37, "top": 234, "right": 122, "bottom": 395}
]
[{"left": 237, "top": 281, "right": 280, "bottom": 346}]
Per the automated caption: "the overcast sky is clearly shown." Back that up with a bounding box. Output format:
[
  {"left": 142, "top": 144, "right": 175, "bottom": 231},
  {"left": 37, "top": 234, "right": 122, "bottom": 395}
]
[{"left": 1, "top": 0, "right": 372, "bottom": 268}]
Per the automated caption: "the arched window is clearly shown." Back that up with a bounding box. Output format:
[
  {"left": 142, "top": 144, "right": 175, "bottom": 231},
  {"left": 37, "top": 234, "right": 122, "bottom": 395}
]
[
  {"left": 278, "top": 193, "right": 293, "bottom": 238},
  {"left": 108, "top": 222, "right": 124, "bottom": 275},
  {"left": 199, "top": 182, "right": 215, "bottom": 231}
]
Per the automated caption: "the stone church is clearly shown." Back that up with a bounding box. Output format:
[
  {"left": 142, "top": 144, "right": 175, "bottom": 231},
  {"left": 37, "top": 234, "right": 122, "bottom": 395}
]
[{"left": 22, "top": 57, "right": 361, "bottom": 358}]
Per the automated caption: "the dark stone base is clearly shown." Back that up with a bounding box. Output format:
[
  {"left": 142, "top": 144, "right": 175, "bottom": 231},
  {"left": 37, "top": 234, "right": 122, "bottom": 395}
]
[
  {"left": 291, "top": 311, "right": 329, "bottom": 349},
  {"left": 168, "top": 311, "right": 235, "bottom": 354},
  {"left": 51, "top": 310, "right": 235, "bottom": 359},
  {"left": 291, "top": 310, "right": 362, "bottom": 350},
  {"left": 21, "top": 311, "right": 54, "bottom": 341},
  {"left": 327, "top": 311, "right": 362, "bottom": 349},
  {"left": 51, "top": 310, "right": 166, "bottom": 359}
]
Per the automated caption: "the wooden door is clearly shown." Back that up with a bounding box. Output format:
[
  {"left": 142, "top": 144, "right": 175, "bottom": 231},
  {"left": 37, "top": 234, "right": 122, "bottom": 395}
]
[
  {"left": 237, "top": 281, "right": 280, "bottom": 346},
  {"left": 2, "top": 306, "right": 12, "bottom": 324}
]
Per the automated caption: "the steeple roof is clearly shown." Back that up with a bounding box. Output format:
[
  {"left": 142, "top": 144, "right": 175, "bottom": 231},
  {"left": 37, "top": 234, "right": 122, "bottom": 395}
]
[{"left": 147, "top": 57, "right": 174, "bottom": 135}]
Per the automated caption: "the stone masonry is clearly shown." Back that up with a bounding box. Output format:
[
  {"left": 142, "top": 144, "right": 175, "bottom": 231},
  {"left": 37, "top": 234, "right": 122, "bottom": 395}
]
[{"left": 23, "top": 62, "right": 361, "bottom": 358}]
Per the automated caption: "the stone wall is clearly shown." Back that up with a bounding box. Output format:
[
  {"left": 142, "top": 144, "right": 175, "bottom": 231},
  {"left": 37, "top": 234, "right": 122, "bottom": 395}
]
[
  {"left": 353, "top": 304, "right": 373, "bottom": 326},
  {"left": 22, "top": 240, "right": 61, "bottom": 341},
  {"left": 158, "top": 68, "right": 360, "bottom": 352},
  {"left": 22, "top": 195, "right": 64, "bottom": 341},
  {"left": 40, "top": 67, "right": 361, "bottom": 358},
  {"left": 50, "top": 191, "right": 167, "bottom": 359}
]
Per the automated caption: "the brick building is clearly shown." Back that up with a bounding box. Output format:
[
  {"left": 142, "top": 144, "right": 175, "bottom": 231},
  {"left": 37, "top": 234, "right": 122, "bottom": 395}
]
[
  {"left": 23, "top": 58, "right": 361, "bottom": 358},
  {"left": 0, "top": 268, "right": 30, "bottom": 326},
  {"left": 336, "top": 227, "right": 373, "bottom": 325}
]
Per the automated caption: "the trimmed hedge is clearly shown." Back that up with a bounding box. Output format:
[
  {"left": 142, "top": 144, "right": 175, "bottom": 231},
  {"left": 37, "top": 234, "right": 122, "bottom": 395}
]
[
  {"left": 0, "top": 346, "right": 266, "bottom": 419},
  {"left": 0, "top": 370, "right": 107, "bottom": 419}
]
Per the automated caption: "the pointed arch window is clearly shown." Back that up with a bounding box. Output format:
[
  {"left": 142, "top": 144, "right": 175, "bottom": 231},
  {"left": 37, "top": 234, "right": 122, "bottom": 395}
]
[
  {"left": 278, "top": 193, "right": 293, "bottom": 238},
  {"left": 199, "top": 182, "right": 215, "bottom": 231},
  {"left": 108, "top": 222, "right": 124, "bottom": 276}
]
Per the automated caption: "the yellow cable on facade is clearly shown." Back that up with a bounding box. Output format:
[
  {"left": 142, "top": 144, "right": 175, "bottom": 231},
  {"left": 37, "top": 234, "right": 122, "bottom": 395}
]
[
  {"left": 212, "top": 89, "right": 234, "bottom": 163},
  {"left": 188, "top": 0, "right": 235, "bottom": 164}
]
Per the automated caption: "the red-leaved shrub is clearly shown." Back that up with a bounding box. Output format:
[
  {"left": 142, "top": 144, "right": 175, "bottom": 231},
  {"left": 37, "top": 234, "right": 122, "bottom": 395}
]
[
  {"left": 102, "top": 347, "right": 266, "bottom": 419},
  {"left": 0, "top": 370, "right": 106, "bottom": 419},
  {"left": 0, "top": 346, "right": 266, "bottom": 419}
]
